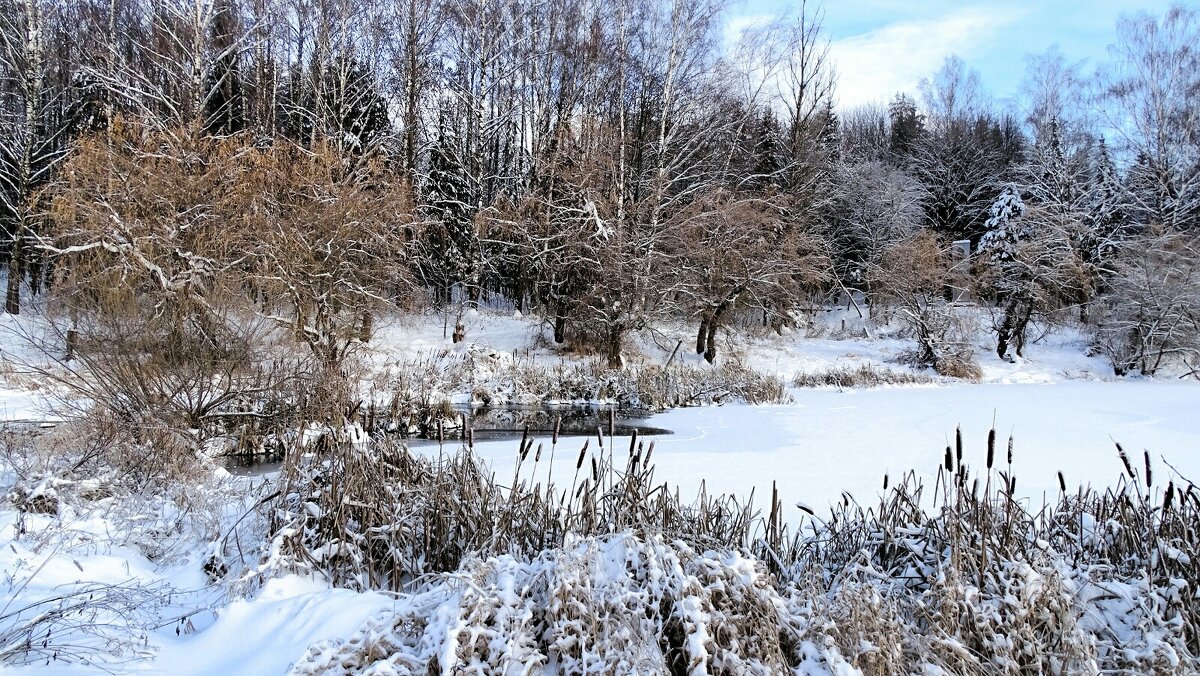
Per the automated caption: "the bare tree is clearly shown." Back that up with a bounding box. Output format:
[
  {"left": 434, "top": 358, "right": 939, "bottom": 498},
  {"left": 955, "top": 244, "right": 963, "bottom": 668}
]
[
  {"left": 1092, "top": 228, "right": 1200, "bottom": 375},
  {"left": 1097, "top": 5, "right": 1200, "bottom": 232},
  {"left": 0, "top": 0, "right": 69, "bottom": 314}
]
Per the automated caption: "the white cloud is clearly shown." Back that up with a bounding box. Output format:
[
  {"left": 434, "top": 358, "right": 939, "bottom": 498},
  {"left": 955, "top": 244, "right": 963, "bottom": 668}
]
[
  {"left": 829, "top": 6, "right": 1026, "bottom": 109},
  {"left": 723, "top": 13, "right": 774, "bottom": 48}
]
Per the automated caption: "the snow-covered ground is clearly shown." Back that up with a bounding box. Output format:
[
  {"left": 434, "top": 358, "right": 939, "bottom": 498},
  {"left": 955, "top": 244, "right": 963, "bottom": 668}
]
[{"left": 1, "top": 308, "right": 1198, "bottom": 673}]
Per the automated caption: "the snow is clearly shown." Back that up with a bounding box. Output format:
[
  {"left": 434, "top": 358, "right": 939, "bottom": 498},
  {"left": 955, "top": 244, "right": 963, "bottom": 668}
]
[
  {"left": 2, "top": 308, "right": 1199, "bottom": 673},
  {"left": 0, "top": 482, "right": 392, "bottom": 676},
  {"left": 152, "top": 577, "right": 394, "bottom": 676}
]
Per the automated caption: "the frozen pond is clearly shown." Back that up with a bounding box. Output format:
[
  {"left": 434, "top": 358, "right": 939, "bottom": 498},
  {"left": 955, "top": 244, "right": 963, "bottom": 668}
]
[{"left": 459, "top": 381, "right": 1200, "bottom": 519}]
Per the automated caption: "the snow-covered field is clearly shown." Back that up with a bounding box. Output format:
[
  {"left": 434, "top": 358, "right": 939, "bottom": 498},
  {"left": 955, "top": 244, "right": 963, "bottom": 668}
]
[{"left": 1, "top": 309, "right": 1198, "bottom": 673}]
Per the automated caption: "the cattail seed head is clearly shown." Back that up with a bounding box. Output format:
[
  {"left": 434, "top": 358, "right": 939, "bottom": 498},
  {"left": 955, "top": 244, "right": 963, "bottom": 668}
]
[
  {"left": 944, "top": 446, "right": 953, "bottom": 472},
  {"left": 1058, "top": 471, "right": 1067, "bottom": 493},
  {"left": 576, "top": 441, "right": 589, "bottom": 469},
  {"left": 1144, "top": 450, "right": 1153, "bottom": 489},
  {"left": 1117, "top": 442, "right": 1133, "bottom": 478},
  {"left": 955, "top": 427, "right": 963, "bottom": 468},
  {"left": 987, "top": 429, "right": 995, "bottom": 469}
]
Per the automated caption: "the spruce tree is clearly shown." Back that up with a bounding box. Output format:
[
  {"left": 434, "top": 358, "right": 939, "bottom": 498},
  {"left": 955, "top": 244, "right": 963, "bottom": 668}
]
[
  {"left": 424, "top": 120, "right": 478, "bottom": 302},
  {"left": 750, "top": 107, "right": 783, "bottom": 191}
]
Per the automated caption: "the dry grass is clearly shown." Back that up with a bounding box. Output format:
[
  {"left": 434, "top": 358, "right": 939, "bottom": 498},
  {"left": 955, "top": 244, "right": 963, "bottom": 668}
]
[
  {"left": 261, "top": 426, "right": 1199, "bottom": 674},
  {"left": 791, "top": 363, "right": 938, "bottom": 389}
]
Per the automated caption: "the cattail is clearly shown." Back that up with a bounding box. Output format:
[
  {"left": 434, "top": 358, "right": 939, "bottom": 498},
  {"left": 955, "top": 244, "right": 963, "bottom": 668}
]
[
  {"left": 519, "top": 425, "right": 529, "bottom": 455},
  {"left": 987, "top": 429, "right": 995, "bottom": 470},
  {"left": 534, "top": 442, "right": 543, "bottom": 463},
  {"left": 591, "top": 457, "right": 598, "bottom": 481},
  {"left": 1058, "top": 471, "right": 1066, "bottom": 493},
  {"left": 553, "top": 416, "right": 561, "bottom": 445},
  {"left": 1009, "top": 476, "right": 1017, "bottom": 494},
  {"left": 576, "top": 440, "right": 589, "bottom": 469},
  {"left": 1164, "top": 481, "right": 1175, "bottom": 511},
  {"left": 796, "top": 503, "right": 814, "bottom": 515},
  {"left": 882, "top": 473, "right": 889, "bottom": 490},
  {"left": 955, "top": 427, "right": 963, "bottom": 469},
  {"left": 437, "top": 419, "right": 444, "bottom": 445},
  {"left": 1007, "top": 435, "right": 1014, "bottom": 465},
  {"left": 1117, "top": 442, "right": 1133, "bottom": 478},
  {"left": 596, "top": 426, "right": 604, "bottom": 449},
  {"left": 944, "top": 446, "right": 953, "bottom": 472},
  {"left": 1144, "top": 450, "right": 1153, "bottom": 488},
  {"left": 520, "top": 438, "right": 532, "bottom": 462},
  {"left": 628, "top": 429, "right": 638, "bottom": 457},
  {"left": 645, "top": 441, "right": 655, "bottom": 465}
]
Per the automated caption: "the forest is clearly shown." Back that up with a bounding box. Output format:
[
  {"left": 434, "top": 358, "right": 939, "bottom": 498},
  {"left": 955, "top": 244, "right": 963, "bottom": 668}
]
[{"left": 1, "top": 0, "right": 1196, "bottom": 382}]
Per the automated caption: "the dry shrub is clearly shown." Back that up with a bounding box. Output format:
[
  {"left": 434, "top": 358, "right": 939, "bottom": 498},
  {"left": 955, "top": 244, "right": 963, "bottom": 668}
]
[
  {"left": 791, "top": 363, "right": 937, "bottom": 389},
  {"left": 933, "top": 351, "right": 983, "bottom": 381}
]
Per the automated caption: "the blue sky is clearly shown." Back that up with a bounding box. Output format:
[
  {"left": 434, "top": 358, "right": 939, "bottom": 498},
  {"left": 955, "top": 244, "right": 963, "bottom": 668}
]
[{"left": 727, "top": 0, "right": 1181, "bottom": 110}]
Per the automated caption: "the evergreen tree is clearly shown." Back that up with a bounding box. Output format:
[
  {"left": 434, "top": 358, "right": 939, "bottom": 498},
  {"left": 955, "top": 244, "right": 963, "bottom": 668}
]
[
  {"left": 977, "top": 185, "right": 1028, "bottom": 262},
  {"left": 1029, "top": 117, "right": 1078, "bottom": 211},
  {"left": 816, "top": 99, "right": 842, "bottom": 166},
  {"left": 750, "top": 107, "right": 783, "bottom": 191},
  {"left": 887, "top": 93, "right": 924, "bottom": 159},
  {"left": 1085, "top": 138, "right": 1134, "bottom": 266},
  {"left": 329, "top": 60, "right": 390, "bottom": 153},
  {"left": 203, "top": 0, "right": 244, "bottom": 136},
  {"left": 423, "top": 119, "right": 478, "bottom": 302}
]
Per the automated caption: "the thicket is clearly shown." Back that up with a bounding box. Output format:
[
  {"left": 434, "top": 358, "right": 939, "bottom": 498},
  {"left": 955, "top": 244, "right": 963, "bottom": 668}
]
[{"left": 242, "top": 424, "right": 1200, "bottom": 674}]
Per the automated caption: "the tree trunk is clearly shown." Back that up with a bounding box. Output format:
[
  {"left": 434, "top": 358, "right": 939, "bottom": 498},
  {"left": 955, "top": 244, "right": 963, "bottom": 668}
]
[
  {"left": 5, "top": 239, "right": 21, "bottom": 315},
  {"left": 360, "top": 311, "right": 373, "bottom": 342},
  {"left": 703, "top": 318, "right": 719, "bottom": 364},
  {"left": 695, "top": 315, "right": 710, "bottom": 354},
  {"left": 996, "top": 298, "right": 1032, "bottom": 360},
  {"left": 996, "top": 302, "right": 1015, "bottom": 360},
  {"left": 553, "top": 311, "right": 567, "bottom": 344},
  {"left": 606, "top": 325, "right": 624, "bottom": 369},
  {"left": 65, "top": 329, "right": 78, "bottom": 362},
  {"left": 702, "top": 291, "right": 740, "bottom": 364}
]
